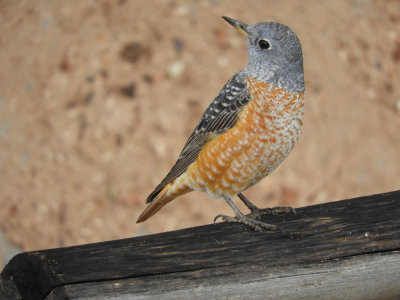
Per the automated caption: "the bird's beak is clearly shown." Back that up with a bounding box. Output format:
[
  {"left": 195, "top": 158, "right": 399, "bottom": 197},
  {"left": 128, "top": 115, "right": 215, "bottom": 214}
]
[{"left": 222, "top": 16, "right": 249, "bottom": 38}]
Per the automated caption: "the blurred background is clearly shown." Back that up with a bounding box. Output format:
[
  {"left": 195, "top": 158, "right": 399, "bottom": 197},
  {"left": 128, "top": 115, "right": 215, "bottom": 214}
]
[{"left": 1, "top": 0, "right": 400, "bottom": 269}]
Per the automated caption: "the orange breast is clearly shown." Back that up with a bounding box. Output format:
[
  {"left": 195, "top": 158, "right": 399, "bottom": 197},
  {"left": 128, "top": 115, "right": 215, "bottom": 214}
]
[{"left": 186, "top": 78, "right": 304, "bottom": 199}]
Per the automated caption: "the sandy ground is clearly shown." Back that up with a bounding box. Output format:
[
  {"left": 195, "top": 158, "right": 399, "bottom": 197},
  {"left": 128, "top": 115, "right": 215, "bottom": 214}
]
[{"left": 1, "top": 0, "right": 400, "bottom": 269}]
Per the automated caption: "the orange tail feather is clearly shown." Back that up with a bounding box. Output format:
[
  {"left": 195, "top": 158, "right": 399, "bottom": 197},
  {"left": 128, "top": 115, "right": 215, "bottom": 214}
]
[{"left": 136, "top": 182, "right": 191, "bottom": 223}]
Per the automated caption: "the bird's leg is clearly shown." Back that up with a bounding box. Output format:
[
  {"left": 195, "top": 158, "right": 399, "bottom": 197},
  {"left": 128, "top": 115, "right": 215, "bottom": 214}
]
[
  {"left": 214, "top": 197, "right": 279, "bottom": 232},
  {"left": 237, "top": 193, "right": 296, "bottom": 219},
  {"left": 237, "top": 193, "right": 260, "bottom": 213}
]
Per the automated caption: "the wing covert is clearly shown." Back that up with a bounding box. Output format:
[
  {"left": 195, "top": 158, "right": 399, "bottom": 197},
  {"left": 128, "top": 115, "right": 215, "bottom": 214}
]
[{"left": 146, "top": 72, "right": 250, "bottom": 202}]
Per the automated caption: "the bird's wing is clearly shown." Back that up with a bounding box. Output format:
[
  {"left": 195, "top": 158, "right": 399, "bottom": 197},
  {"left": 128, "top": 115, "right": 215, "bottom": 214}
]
[{"left": 146, "top": 73, "right": 251, "bottom": 203}]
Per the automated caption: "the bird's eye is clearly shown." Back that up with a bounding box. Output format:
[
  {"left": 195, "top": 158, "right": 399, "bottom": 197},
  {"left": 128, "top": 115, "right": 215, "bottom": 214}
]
[{"left": 258, "top": 39, "right": 271, "bottom": 50}]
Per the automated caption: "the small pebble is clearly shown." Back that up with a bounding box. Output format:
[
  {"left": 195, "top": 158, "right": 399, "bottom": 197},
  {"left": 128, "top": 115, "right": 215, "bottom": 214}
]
[
  {"left": 396, "top": 99, "right": 400, "bottom": 112},
  {"left": 366, "top": 88, "right": 376, "bottom": 100},
  {"left": 167, "top": 60, "right": 185, "bottom": 79},
  {"left": 120, "top": 83, "right": 136, "bottom": 99}
]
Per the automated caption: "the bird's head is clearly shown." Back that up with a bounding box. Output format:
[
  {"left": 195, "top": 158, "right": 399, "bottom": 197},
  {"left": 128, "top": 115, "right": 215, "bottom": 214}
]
[{"left": 223, "top": 16, "right": 304, "bottom": 92}]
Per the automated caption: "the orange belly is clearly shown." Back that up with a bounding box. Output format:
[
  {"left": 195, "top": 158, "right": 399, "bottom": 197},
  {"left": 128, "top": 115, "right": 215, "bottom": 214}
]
[{"left": 186, "top": 79, "right": 304, "bottom": 199}]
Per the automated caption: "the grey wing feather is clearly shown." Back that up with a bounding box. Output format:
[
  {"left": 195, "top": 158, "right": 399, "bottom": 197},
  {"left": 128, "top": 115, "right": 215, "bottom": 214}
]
[{"left": 146, "top": 72, "right": 250, "bottom": 203}]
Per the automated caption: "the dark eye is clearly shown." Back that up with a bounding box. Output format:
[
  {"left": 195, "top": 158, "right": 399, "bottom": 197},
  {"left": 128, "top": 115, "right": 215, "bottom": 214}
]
[{"left": 258, "top": 39, "right": 271, "bottom": 50}]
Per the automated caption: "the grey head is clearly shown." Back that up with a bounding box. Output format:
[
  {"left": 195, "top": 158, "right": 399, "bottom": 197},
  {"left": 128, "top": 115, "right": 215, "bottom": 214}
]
[{"left": 223, "top": 16, "right": 304, "bottom": 93}]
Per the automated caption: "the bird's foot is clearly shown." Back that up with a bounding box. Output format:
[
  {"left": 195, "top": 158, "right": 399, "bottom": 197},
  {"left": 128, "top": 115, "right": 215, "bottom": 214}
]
[
  {"left": 214, "top": 214, "right": 280, "bottom": 232},
  {"left": 237, "top": 193, "right": 295, "bottom": 218},
  {"left": 248, "top": 206, "right": 296, "bottom": 219}
]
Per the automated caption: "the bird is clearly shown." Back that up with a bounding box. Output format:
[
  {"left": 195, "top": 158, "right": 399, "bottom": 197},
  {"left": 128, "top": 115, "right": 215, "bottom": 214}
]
[{"left": 136, "top": 16, "right": 305, "bottom": 231}]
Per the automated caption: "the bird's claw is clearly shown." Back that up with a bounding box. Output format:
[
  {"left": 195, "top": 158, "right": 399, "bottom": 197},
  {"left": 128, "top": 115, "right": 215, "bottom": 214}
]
[
  {"left": 214, "top": 213, "right": 280, "bottom": 232},
  {"left": 248, "top": 206, "right": 296, "bottom": 219},
  {"left": 214, "top": 214, "right": 237, "bottom": 223}
]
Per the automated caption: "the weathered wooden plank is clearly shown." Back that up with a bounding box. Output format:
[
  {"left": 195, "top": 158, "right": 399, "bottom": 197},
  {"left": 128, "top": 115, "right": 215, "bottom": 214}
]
[
  {"left": 47, "top": 250, "right": 400, "bottom": 300},
  {"left": 1, "top": 190, "right": 400, "bottom": 300}
]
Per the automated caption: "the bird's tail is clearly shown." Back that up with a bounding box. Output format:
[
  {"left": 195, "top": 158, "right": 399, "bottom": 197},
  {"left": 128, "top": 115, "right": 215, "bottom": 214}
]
[{"left": 136, "top": 181, "right": 191, "bottom": 223}]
